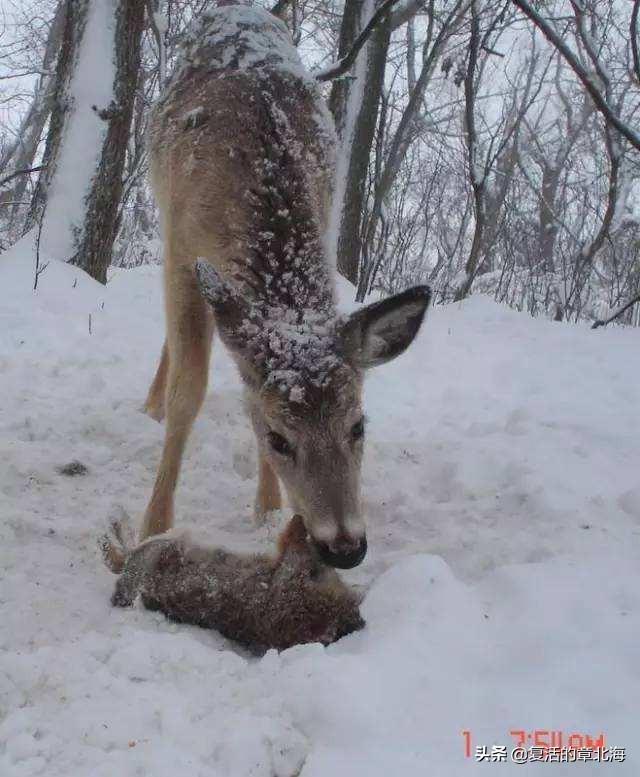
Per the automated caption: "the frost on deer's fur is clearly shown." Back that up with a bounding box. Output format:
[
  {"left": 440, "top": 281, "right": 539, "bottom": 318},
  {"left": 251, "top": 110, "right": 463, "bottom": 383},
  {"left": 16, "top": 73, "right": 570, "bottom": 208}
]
[
  {"left": 243, "top": 314, "right": 342, "bottom": 399},
  {"left": 235, "top": 111, "right": 341, "bottom": 400},
  {"left": 237, "top": 215, "right": 340, "bottom": 399},
  {"left": 161, "top": 4, "right": 344, "bottom": 403},
  {"left": 179, "top": 6, "right": 308, "bottom": 80},
  {"left": 165, "top": 4, "right": 334, "bottom": 140},
  {"left": 198, "top": 257, "right": 342, "bottom": 402},
  {"left": 154, "top": 3, "right": 336, "bottom": 170}
]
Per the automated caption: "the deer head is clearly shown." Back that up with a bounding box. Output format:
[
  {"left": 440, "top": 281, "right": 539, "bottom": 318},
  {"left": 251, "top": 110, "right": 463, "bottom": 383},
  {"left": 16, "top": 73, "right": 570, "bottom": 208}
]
[{"left": 196, "top": 261, "right": 430, "bottom": 568}]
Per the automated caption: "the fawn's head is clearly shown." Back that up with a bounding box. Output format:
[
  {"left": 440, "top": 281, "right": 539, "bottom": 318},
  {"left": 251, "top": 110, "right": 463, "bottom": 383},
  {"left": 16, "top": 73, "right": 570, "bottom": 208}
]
[
  {"left": 196, "top": 261, "right": 430, "bottom": 568},
  {"left": 270, "top": 514, "right": 365, "bottom": 646}
]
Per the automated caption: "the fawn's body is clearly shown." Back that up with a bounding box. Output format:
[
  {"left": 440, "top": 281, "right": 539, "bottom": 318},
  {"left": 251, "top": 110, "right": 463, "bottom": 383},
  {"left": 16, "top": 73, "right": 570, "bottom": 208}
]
[
  {"left": 102, "top": 515, "right": 364, "bottom": 652},
  {"left": 142, "top": 4, "right": 430, "bottom": 568}
]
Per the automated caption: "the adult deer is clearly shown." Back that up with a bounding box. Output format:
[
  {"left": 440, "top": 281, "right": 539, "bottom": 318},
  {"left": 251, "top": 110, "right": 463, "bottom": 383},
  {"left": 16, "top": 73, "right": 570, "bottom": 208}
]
[{"left": 141, "top": 3, "right": 430, "bottom": 569}]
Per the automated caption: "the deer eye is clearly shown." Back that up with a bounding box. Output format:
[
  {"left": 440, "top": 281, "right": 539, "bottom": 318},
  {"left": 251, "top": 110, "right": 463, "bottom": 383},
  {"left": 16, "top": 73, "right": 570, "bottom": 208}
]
[
  {"left": 350, "top": 417, "right": 365, "bottom": 442},
  {"left": 268, "top": 431, "right": 294, "bottom": 458}
]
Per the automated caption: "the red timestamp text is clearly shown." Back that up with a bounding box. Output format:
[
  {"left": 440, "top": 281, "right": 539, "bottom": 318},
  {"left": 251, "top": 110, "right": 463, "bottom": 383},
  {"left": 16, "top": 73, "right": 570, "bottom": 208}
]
[
  {"left": 509, "top": 731, "right": 606, "bottom": 750},
  {"left": 461, "top": 730, "right": 607, "bottom": 758}
]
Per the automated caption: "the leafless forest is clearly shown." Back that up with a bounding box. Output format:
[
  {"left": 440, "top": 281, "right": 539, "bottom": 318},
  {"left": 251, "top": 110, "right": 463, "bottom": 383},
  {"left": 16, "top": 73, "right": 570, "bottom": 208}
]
[{"left": 1, "top": 0, "right": 639, "bottom": 325}]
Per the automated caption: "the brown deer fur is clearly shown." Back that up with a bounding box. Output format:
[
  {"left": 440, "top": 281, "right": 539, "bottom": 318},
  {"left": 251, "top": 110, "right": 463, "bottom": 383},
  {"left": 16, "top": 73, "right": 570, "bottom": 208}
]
[{"left": 141, "top": 4, "right": 431, "bottom": 570}]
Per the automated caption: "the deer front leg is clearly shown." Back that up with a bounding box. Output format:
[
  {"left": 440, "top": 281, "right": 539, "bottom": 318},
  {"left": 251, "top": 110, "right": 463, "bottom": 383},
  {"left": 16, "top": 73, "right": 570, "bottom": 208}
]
[
  {"left": 141, "top": 264, "right": 213, "bottom": 540},
  {"left": 255, "top": 452, "right": 282, "bottom": 523}
]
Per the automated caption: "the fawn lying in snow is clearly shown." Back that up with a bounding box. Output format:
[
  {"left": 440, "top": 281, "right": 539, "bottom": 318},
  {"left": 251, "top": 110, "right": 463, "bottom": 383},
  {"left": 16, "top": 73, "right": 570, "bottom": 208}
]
[{"left": 100, "top": 515, "right": 364, "bottom": 653}]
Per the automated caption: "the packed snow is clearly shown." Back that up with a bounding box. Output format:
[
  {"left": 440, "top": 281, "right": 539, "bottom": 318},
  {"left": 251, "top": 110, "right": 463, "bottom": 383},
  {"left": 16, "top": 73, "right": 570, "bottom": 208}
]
[{"left": 1, "top": 237, "right": 639, "bottom": 776}]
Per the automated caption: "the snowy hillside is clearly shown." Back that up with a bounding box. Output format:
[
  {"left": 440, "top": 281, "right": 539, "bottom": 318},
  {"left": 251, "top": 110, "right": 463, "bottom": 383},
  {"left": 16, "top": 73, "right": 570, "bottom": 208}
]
[{"left": 1, "top": 239, "right": 639, "bottom": 776}]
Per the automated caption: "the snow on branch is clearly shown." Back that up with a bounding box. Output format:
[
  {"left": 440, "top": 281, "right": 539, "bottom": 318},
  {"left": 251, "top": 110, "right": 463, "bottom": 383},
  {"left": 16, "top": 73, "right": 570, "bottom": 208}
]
[
  {"left": 0, "top": 165, "right": 45, "bottom": 190},
  {"left": 315, "top": 0, "right": 402, "bottom": 82},
  {"left": 510, "top": 0, "right": 640, "bottom": 152}
]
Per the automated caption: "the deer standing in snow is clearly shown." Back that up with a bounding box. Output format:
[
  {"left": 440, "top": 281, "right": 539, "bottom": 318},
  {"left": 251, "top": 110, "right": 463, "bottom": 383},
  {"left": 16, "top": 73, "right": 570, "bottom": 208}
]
[{"left": 141, "top": 3, "right": 430, "bottom": 568}]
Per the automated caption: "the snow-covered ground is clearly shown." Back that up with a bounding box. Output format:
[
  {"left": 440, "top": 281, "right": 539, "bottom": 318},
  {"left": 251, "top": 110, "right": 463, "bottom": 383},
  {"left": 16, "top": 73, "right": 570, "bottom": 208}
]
[{"left": 1, "top": 239, "right": 639, "bottom": 776}]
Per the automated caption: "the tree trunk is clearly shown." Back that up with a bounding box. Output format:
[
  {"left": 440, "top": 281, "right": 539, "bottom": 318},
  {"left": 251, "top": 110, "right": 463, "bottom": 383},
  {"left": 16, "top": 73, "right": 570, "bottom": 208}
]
[
  {"left": 68, "top": 0, "right": 145, "bottom": 283},
  {"left": 25, "top": 0, "right": 145, "bottom": 285},
  {"left": 357, "top": 0, "right": 468, "bottom": 299},
  {"left": 454, "top": 0, "right": 484, "bottom": 302},
  {"left": 537, "top": 163, "right": 560, "bottom": 273},
  {"left": 329, "top": 0, "right": 391, "bottom": 287},
  {"left": 24, "top": 0, "right": 90, "bottom": 234}
]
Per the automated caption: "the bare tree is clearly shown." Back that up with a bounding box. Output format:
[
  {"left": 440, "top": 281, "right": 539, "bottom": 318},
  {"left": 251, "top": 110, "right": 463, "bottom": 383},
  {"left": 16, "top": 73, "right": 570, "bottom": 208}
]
[
  {"left": 510, "top": 0, "right": 640, "bottom": 152},
  {"left": 25, "top": 0, "right": 146, "bottom": 284},
  {"left": 1, "top": 0, "right": 635, "bottom": 326},
  {"left": 0, "top": 2, "right": 64, "bottom": 228},
  {"left": 24, "top": 0, "right": 89, "bottom": 234},
  {"left": 68, "top": 0, "right": 146, "bottom": 282},
  {"left": 328, "top": 0, "right": 393, "bottom": 284},
  {"left": 360, "top": 0, "right": 472, "bottom": 299}
]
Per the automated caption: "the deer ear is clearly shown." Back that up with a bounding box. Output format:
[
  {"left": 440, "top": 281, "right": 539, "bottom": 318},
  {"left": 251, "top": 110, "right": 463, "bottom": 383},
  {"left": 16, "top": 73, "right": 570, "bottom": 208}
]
[
  {"left": 195, "top": 260, "right": 250, "bottom": 330},
  {"left": 340, "top": 286, "right": 431, "bottom": 369},
  {"left": 195, "top": 260, "right": 263, "bottom": 381}
]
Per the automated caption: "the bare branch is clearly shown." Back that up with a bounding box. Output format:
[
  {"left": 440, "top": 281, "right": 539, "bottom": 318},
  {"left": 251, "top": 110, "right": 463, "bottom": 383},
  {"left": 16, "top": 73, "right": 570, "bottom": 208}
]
[
  {"left": 0, "top": 165, "right": 45, "bottom": 188},
  {"left": 510, "top": 0, "right": 640, "bottom": 152},
  {"left": 481, "top": 44, "right": 505, "bottom": 58},
  {"left": 315, "top": 0, "right": 402, "bottom": 82}
]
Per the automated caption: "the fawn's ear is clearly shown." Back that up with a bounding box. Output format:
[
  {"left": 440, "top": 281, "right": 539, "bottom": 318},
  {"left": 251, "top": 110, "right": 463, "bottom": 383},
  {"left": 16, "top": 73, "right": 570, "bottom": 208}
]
[
  {"left": 340, "top": 286, "right": 431, "bottom": 369},
  {"left": 278, "top": 515, "right": 318, "bottom": 573},
  {"left": 277, "top": 515, "right": 309, "bottom": 556}
]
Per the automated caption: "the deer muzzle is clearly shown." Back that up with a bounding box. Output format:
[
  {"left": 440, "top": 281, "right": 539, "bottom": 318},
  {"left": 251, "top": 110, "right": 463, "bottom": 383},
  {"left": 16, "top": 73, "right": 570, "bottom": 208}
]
[{"left": 312, "top": 533, "right": 367, "bottom": 569}]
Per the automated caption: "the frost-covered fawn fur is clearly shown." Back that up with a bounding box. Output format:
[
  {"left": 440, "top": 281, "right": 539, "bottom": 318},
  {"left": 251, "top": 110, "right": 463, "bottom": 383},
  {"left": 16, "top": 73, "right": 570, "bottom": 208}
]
[
  {"left": 141, "top": 4, "right": 431, "bottom": 568},
  {"left": 101, "top": 515, "right": 365, "bottom": 652}
]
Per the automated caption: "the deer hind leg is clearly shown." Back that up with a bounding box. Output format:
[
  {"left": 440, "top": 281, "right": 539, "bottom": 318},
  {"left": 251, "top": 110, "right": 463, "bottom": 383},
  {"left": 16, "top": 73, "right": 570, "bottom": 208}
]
[
  {"left": 255, "top": 453, "right": 282, "bottom": 523},
  {"left": 140, "top": 262, "right": 214, "bottom": 540},
  {"left": 144, "top": 340, "right": 169, "bottom": 422}
]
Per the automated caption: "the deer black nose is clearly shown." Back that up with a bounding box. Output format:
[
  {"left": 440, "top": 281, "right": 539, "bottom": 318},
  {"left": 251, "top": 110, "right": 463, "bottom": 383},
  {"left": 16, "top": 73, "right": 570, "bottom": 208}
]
[{"left": 313, "top": 535, "right": 367, "bottom": 569}]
